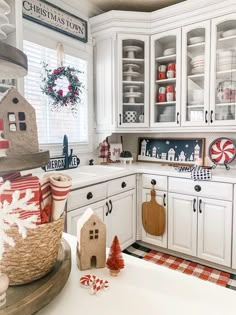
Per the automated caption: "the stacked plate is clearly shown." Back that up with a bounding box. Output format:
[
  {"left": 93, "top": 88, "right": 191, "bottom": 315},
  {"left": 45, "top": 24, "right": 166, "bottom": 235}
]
[
  {"left": 217, "top": 50, "right": 236, "bottom": 71},
  {"left": 190, "top": 55, "right": 205, "bottom": 74}
]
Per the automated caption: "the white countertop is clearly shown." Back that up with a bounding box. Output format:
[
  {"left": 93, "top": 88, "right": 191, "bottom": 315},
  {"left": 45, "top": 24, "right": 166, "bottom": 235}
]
[
  {"left": 30, "top": 163, "right": 236, "bottom": 189},
  {"left": 37, "top": 233, "right": 236, "bottom": 315}
]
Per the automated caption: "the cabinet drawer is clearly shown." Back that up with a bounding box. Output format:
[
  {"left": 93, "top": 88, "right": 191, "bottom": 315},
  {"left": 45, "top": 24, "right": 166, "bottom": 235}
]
[
  {"left": 107, "top": 175, "right": 136, "bottom": 197},
  {"left": 169, "top": 177, "right": 232, "bottom": 201},
  {"left": 142, "top": 174, "right": 167, "bottom": 191},
  {"left": 67, "top": 183, "right": 107, "bottom": 211}
]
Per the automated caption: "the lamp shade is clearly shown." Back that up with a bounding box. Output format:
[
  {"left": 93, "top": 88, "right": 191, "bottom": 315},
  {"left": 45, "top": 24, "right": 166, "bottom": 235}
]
[{"left": 0, "top": 42, "right": 28, "bottom": 79}]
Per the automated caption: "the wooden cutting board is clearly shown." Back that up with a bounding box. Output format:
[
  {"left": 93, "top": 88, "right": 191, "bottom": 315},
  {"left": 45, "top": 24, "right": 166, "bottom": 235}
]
[{"left": 142, "top": 189, "right": 165, "bottom": 236}]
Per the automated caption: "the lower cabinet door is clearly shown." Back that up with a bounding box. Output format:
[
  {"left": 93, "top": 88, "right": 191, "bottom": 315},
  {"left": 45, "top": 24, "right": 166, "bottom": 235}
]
[
  {"left": 107, "top": 189, "right": 136, "bottom": 250},
  {"left": 67, "top": 200, "right": 106, "bottom": 237},
  {"left": 197, "top": 197, "right": 232, "bottom": 267},
  {"left": 141, "top": 188, "right": 167, "bottom": 248},
  {"left": 168, "top": 193, "right": 197, "bottom": 256}
]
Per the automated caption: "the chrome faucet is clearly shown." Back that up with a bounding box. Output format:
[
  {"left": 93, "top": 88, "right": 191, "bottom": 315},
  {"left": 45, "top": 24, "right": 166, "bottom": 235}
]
[{"left": 62, "top": 134, "right": 73, "bottom": 169}]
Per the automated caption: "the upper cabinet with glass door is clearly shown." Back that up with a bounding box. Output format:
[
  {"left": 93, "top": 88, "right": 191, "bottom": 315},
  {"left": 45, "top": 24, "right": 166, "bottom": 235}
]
[
  {"left": 117, "top": 34, "right": 149, "bottom": 128},
  {"left": 210, "top": 13, "right": 236, "bottom": 126},
  {"left": 150, "top": 29, "right": 181, "bottom": 127},
  {"left": 181, "top": 21, "right": 210, "bottom": 127}
]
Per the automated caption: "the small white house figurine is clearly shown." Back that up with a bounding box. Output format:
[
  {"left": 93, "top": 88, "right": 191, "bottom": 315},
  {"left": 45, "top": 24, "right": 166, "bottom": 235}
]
[
  {"left": 0, "top": 87, "right": 39, "bottom": 155},
  {"left": 76, "top": 208, "right": 106, "bottom": 271}
]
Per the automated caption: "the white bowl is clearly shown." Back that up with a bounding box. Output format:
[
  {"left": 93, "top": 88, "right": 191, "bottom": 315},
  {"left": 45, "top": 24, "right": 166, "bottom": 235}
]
[
  {"left": 163, "top": 48, "right": 176, "bottom": 56},
  {"left": 188, "top": 36, "right": 204, "bottom": 45},
  {"left": 222, "top": 29, "right": 236, "bottom": 38}
]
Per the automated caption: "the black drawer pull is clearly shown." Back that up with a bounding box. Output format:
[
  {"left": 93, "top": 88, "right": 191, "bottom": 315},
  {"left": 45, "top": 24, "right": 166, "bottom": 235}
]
[
  {"left": 87, "top": 192, "right": 93, "bottom": 200},
  {"left": 151, "top": 179, "right": 156, "bottom": 186},
  {"left": 205, "top": 110, "right": 208, "bottom": 124},
  {"left": 199, "top": 199, "right": 202, "bottom": 214},
  {"left": 108, "top": 200, "right": 113, "bottom": 214},
  {"left": 194, "top": 185, "right": 201, "bottom": 192},
  {"left": 163, "top": 193, "right": 166, "bottom": 207},
  {"left": 105, "top": 202, "right": 109, "bottom": 216},
  {"left": 193, "top": 198, "right": 196, "bottom": 212},
  {"left": 121, "top": 182, "right": 126, "bottom": 188}
]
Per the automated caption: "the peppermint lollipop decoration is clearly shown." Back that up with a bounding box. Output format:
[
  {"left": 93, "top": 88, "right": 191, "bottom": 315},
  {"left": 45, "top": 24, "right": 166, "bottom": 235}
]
[{"left": 209, "top": 138, "right": 236, "bottom": 170}]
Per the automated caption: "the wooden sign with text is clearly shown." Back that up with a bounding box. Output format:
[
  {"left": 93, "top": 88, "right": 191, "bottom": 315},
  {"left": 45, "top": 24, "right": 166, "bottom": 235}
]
[
  {"left": 22, "top": 0, "right": 88, "bottom": 43},
  {"left": 43, "top": 155, "right": 80, "bottom": 172}
]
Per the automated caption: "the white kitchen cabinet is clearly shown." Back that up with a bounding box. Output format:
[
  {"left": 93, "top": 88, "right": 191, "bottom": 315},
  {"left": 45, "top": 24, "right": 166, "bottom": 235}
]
[
  {"left": 107, "top": 189, "right": 136, "bottom": 249},
  {"left": 150, "top": 28, "right": 181, "bottom": 127},
  {"left": 66, "top": 175, "right": 136, "bottom": 250},
  {"left": 94, "top": 36, "right": 116, "bottom": 136},
  {"left": 168, "top": 193, "right": 197, "bottom": 256},
  {"left": 210, "top": 13, "right": 236, "bottom": 126},
  {"left": 181, "top": 21, "right": 211, "bottom": 127},
  {"left": 141, "top": 188, "right": 167, "bottom": 248},
  {"left": 168, "top": 192, "right": 232, "bottom": 267},
  {"left": 197, "top": 197, "right": 232, "bottom": 266},
  {"left": 117, "top": 33, "right": 149, "bottom": 128}
]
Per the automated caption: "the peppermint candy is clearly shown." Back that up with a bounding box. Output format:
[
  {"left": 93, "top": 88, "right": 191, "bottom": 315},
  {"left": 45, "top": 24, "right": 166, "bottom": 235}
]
[{"left": 80, "top": 274, "right": 109, "bottom": 295}]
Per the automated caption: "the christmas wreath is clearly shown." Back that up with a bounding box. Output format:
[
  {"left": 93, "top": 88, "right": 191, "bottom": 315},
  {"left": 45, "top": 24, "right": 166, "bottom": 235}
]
[{"left": 41, "top": 64, "right": 82, "bottom": 114}]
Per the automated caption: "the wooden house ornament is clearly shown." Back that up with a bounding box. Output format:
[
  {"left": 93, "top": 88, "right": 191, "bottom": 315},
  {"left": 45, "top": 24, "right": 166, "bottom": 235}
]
[
  {"left": 0, "top": 87, "right": 39, "bottom": 155},
  {"left": 76, "top": 208, "right": 106, "bottom": 271}
]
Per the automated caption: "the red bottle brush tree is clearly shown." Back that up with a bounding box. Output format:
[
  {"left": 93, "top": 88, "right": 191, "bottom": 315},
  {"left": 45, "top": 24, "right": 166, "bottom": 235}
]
[{"left": 106, "top": 236, "right": 124, "bottom": 276}]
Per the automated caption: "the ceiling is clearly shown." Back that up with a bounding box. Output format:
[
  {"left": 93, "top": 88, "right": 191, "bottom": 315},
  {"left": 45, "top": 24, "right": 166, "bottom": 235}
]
[{"left": 88, "top": 0, "right": 186, "bottom": 13}]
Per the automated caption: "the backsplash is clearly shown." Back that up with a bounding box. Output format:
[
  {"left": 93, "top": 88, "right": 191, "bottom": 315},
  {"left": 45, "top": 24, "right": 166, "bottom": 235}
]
[{"left": 107, "top": 132, "right": 236, "bottom": 169}]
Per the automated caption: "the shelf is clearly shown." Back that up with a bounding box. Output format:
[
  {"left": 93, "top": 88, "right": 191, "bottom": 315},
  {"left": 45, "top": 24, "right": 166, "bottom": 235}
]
[
  {"left": 123, "top": 58, "right": 144, "bottom": 65},
  {"left": 218, "top": 34, "right": 236, "bottom": 42},
  {"left": 187, "top": 42, "right": 205, "bottom": 48},
  {"left": 155, "top": 101, "right": 176, "bottom": 105},
  {"left": 216, "top": 69, "right": 236, "bottom": 75},
  {"left": 155, "top": 78, "right": 176, "bottom": 84},
  {"left": 0, "top": 150, "right": 49, "bottom": 174},
  {"left": 123, "top": 81, "right": 144, "bottom": 85},
  {"left": 216, "top": 102, "right": 236, "bottom": 106},
  {"left": 187, "top": 104, "right": 204, "bottom": 108},
  {"left": 123, "top": 103, "right": 144, "bottom": 106},
  {"left": 155, "top": 54, "right": 176, "bottom": 63},
  {"left": 188, "top": 74, "right": 204, "bottom": 78}
]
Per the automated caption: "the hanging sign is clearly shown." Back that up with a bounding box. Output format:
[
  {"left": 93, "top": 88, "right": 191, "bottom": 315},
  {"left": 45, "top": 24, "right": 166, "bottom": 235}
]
[
  {"left": 42, "top": 155, "right": 80, "bottom": 172},
  {"left": 22, "top": 0, "right": 88, "bottom": 43}
]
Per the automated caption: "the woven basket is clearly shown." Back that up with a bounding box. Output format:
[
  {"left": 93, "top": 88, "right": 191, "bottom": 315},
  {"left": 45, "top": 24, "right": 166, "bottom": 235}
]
[{"left": 0, "top": 215, "right": 64, "bottom": 285}]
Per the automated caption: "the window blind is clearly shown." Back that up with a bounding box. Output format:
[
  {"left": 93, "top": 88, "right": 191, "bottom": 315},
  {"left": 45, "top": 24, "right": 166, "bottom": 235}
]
[{"left": 23, "top": 40, "right": 88, "bottom": 145}]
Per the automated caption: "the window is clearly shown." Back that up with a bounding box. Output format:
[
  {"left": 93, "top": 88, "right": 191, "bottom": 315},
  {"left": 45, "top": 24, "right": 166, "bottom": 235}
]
[{"left": 23, "top": 40, "right": 88, "bottom": 145}]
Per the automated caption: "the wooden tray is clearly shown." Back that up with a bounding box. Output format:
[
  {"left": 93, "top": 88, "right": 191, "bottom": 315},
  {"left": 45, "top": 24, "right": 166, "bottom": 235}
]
[
  {"left": 0, "top": 150, "right": 50, "bottom": 174},
  {"left": 1, "top": 238, "right": 71, "bottom": 315}
]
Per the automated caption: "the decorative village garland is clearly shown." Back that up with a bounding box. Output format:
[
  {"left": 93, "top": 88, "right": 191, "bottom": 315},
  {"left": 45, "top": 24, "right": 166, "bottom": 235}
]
[{"left": 41, "top": 64, "right": 82, "bottom": 114}]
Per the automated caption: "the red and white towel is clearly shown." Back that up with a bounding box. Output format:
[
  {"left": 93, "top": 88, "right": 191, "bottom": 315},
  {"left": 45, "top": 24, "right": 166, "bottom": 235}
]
[{"left": 0, "top": 175, "right": 41, "bottom": 224}]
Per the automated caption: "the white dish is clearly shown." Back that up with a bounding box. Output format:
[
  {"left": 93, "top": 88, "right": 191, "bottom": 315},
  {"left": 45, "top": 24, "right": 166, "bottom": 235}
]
[
  {"left": 123, "top": 46, "right": 143, "bottom": 58},
  {"left": 123, "top": 63, "right": 140, "bottom": 71},
  {"left": 217, "top": 64, "right": 236, "bottom": 71},
  {"left": 124, "top": 85, "right": 140, "bottom": 91},
  {"left": 217, "top": 49, "right": 234, "bottom": 58},
  {"left": 188, "top": 36, "right": 205, "bottom": 45},
  {"left": 222, "top": 29, "right": 236, "bottom": 38},
  {"left": 191, "top": 55, "right": 205, "bottom": 62},
  {"left": 163, "top": 48, "right": 176, "bottom": 56}
]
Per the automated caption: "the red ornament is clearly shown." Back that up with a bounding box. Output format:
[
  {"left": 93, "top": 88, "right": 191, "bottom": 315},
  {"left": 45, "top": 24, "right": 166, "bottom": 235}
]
[
  {"left": 53, "top": 69, "right": 59, "bottom": 75},
  {"left": 48, "top": 86, "right": 53, "bottom": 91},
  {"left": 68, "top": 85, "right": 73, "bottom": 90},
  {"left": 106, "top": 235, "right": 124, "bottom": 275}
]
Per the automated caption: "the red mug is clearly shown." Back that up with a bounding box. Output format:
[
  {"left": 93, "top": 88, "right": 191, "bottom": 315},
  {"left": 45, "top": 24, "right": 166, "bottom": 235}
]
[
  {"left": 168, "top": 63, "right": 176, "bottom": 71},
  {"left": 166, "top": 85, "right": 174, "bottom": 93}
]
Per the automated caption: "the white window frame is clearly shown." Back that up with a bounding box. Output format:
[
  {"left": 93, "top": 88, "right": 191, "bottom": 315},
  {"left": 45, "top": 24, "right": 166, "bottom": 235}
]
[{"left": 22, "top": 20, "right": 93, "bottom": 155}]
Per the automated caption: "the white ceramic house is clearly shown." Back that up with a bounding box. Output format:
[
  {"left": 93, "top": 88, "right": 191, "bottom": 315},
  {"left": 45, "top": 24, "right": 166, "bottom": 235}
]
[{"left": 76, "top": 208, "right": 106, "bottom": 271}]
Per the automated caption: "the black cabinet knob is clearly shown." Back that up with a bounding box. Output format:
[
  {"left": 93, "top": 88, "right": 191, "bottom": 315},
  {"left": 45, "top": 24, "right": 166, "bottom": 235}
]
[
  {"left": 121, "top": 182, "right": 126, "bottom": 188},
  {"left": 194, "top": 185, "right": 201, "bottom": 192},
  {"left": 151, "top": 179, "right": 156, "bottom": 186},
  {"left": 87, "top": 192, "right": 93, "bottom": 200}
]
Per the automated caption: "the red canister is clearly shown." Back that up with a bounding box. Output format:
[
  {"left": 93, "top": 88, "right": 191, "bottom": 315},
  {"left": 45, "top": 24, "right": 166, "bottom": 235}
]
[
  {"left": 158, "top": 87, "right": 166, "bottom": 102},
  {"left": 166, "top": 85, "right": 174, "bottom": 102}
]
